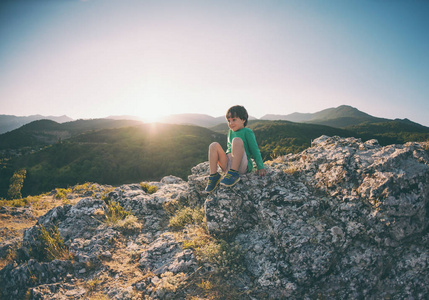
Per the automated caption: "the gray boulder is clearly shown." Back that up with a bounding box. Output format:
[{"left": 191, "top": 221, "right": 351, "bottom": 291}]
[
  {"left": 1, "top": 136, "right": 427, "bottom": 299},
  {"left": 202, "top": 136, "right": 428, "bottom": 299}
]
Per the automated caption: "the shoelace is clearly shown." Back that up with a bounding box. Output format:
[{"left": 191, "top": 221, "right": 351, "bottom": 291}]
[
  {"left": 224, "top": 172, "right": 236, "bottom": 179},
  {"left": 208, "top": 175, "right": 218, "bottom": 184}
]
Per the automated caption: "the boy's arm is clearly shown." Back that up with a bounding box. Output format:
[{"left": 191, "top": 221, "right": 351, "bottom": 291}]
[{"left": 246, "top": 129, "right": 265, "bottom": 170}]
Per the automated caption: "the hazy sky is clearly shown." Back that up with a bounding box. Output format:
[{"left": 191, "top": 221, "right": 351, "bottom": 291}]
[{"left": 1, "top": 0, "right": 428, "bottom": 125}]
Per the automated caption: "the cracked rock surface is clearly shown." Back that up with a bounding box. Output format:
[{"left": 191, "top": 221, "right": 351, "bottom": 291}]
[{"left": 1, "top": 136, "right": 428, "bottom": 299}]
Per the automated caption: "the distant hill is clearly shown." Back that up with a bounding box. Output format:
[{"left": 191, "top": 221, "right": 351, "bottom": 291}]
[
  {"left": 0, "top": 114, "right": 73, "bottom": 134},
  {"left": 157, "top": 113, "right": 226, "bottom": 127},
  {"left": 133, "top": 105, "right": 424, "bottom": 130},
  {"left": 106, "top": 115, "right": 144, "bottom": 121},
  {"left": 262, "top": 112, "right": 312, "bottom": 123},
  {"left": 2, "top": 105, "right": 422, "bottom": 133},
  {"left": 261, "top": 105, "right": 390, "bottom": 128},
  {"left": 156, "top": 113, "right": 258, "bottom": 127},
  {"left": 0, "top": 118, "right": 142, "bottom": 150}
]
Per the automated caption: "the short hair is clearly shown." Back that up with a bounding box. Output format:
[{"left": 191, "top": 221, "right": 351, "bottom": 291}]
[{"left": 226, "top": 105, "right": 249, "bottom": 127}]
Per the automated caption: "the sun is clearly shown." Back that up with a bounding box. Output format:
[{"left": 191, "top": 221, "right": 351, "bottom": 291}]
[
  {"left": 140, "top": 113, "right": 164, "bottom": 123},
  {"left": 119, "top": 75, "right": 181, "bottom": 123},
  {"left": 137, "top": 100, "right": 171, "bottom": 123},
  {"left": 122, "top": 89, "right": 171, "bottom": 123}
]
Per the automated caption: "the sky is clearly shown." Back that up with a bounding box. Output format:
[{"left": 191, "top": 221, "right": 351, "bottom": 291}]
[{"left": 1, "top": 0, "right": 428, "bottom": 126}]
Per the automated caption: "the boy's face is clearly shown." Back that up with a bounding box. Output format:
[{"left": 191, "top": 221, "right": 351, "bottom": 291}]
[{"left": 227, "top": 116, "right": 245, "bottom": 132}]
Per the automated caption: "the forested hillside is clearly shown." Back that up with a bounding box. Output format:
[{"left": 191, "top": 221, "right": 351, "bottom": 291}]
[
  {"left": 247, "top": 119, "right": 429, "bottom": 160},
  {"left": 0, "top": 124, "right": 225, "bottom": 197},
  {"left": 1, "top": 117, "right": 429, "bottom": 199},
  {"left": 250, "top": 121, "right": 353, "bottom": 159},
  {"left": 345, "top": 119, "right": 429, "bottom": 145},
  {"left": 0, "top": 119, "right": 142, "bottom": 150}
]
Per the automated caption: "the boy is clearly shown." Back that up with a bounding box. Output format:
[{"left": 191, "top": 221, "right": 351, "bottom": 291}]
[{"left": 205, "top": 105, "right": 266, "bottom": 193}]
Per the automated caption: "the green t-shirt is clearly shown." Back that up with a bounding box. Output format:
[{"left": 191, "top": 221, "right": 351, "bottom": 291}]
[{"left": 226, "top": 127, "right": 265, "bottom": 172}]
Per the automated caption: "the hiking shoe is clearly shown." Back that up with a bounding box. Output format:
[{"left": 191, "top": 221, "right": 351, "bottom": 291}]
[
  {"left": 205, "top": 172, "right": 221, "bottom": 193},
  {"left": 220, "top": 170, "right": 240, "bottom": 187}
]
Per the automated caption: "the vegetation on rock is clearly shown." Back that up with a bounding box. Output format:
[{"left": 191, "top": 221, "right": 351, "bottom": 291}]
[{"left": 29, "top": 225, "right": 74, "bottom": 262}]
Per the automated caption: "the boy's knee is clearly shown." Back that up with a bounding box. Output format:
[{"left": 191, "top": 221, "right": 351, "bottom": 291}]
[
  {"left": 231, "top": 137, "right": 244, "bottom": 146},
  {"left": 209, "top": 142, "right": 220, "bottom": 150}
]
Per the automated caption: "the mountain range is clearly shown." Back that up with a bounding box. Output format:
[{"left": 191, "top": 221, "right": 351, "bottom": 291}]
[
  {"left": 1, "top": 105, "right": 424, "bottom": 134},
  {"left": 1, "top": 105, "right": 428, "bottom": 198},
  {"left": 0, "top": 114, "right": 72, "bottom": 134},
  {"left": 132, "top": 105, "right": 420, "bottom": 129},
  {"left": 0, "top": 118, "right": 142, "bottom": 150},
  {"left": 261, "top": 105, "right": 391, "bottom": 127},
  {"left": 2, "top": 105, "right": 428, "bottom": 153}
]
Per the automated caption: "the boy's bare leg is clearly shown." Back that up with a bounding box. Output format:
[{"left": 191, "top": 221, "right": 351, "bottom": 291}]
[
  {"left": 209, "top": 142, "right": 227, "bottom": 174},
  {"left": 230, "top": 137, "right": 245, "bottom": 171}
]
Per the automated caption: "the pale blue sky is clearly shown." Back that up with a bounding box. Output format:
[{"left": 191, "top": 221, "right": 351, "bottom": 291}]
[{"left": 1, "top": 0, "right": 428, "bottom": 125}]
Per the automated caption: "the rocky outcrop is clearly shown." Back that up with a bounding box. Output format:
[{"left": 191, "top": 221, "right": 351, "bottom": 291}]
[
  {"left": 0, "top": 136, "right": 428, "bottom": 299},
  {"left": 203, "top": 136, "right": 429, "bottom": 298}
]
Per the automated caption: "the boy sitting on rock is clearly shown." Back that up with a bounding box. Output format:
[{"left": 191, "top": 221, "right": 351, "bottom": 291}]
[{"left": 205, "top": 105, "right": 266, "bottom": 193}]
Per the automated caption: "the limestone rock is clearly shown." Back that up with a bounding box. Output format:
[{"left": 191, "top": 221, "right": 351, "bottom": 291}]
[
  {"left": 1, "top": 136, "right": 428, "bottom": 299},
  {"left": 202, "top": 136, "right": 429, "bottom": 298}
]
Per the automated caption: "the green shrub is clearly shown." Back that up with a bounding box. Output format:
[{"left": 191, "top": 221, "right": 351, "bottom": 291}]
[
  {"left": 283, "top": 164, "right": 299, "bottom": 175},
  {"left": 113, "top": 215, "right": 143, "bottom": 234},
  {"left": 168, "top": 206, "right": 205, "bottom": 231},
  {"left": 31, "top": 225, "right": 74, "bottom": 262},
  {"left": 72, "top": 182, "right": 101, "bottom": 196},
  {"left": 196, "top": 279, "right": 213, "bottom": 291},
  {"left": 85, "top": 277, "right": 102, "bottom": 292},
  {"left": 105, "top": 200, "right": 130, "bottom": 225},
  {"left": 73, "top": 182, "right": 95, "bottom": 192},
  {"left": 154, "top": 272, "right": 186, "bottom": 294},
  {"left": 169, "top": 207, "right": 244, "bottom": 275},
  {"left": 180, "top": 225, "right": 211, "bottom": 250},
  {"left": 0, "top": 198, "right": 28, "bottom": 207},
  {"left": 2, "top": 242, "right": 20, "bottom": 266},
  {"left": 162, "top": 199, "right": 180, "bottom": 216},
  {"left": 140, "top": 182, "right": 158, "bottom": 194},
  {"left": 170, "top": 206, "right": 244, "bottom": 276},
  {"left": 100, "top": 187, "right": 115, "bottom": 203},
  {"left": 193, "top": 276, "right": 243, "bottom": 300},
  {"left": 197, "top": 240, "right": 245, "bottom": 276},
  {"left": 55, "top": 188, "right": 72, "bottom": 200},
  {"left": 168, "top": 205, "right": 246, "bottom": 299},
  {"left": 0, "top": 194, "right": 50, "bottom": 209},
  {"left": 7, "top": 169, "right": 26, "bottom": 200}
]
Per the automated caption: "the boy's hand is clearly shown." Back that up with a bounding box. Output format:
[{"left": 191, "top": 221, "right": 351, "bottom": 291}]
[{"left": 257, "top": 169, "right": 267, "bottom": 177}]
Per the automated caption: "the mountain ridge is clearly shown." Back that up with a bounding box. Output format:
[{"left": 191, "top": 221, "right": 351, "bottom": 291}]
[
  {"left": 3, "top": 105, "right": 426, "bottom": 133},
  {"left": 261, "top": 105, "right": 390, "bottom": 127},
  {"left": 0, "top": 114, "right": 73, "bottom": 134},
  {"left": 0, "top": 119, "right": 142, "bottom": 150}
]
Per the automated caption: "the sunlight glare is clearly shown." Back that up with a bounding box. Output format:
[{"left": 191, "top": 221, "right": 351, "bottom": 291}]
[{"left": 119, "top": 77, "right": 178, "bottom": 123}]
